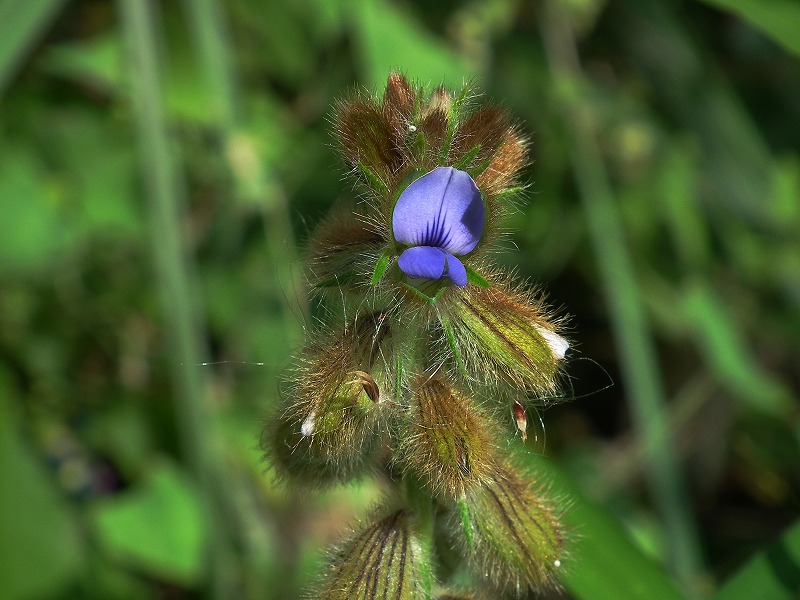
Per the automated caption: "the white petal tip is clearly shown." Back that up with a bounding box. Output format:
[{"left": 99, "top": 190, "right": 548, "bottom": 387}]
[
  {"left": 536, "top": 326, "right": 569, "bottom": 360},
  {"left": 300, "top": 412, "right": 316, "bottom": 437}
]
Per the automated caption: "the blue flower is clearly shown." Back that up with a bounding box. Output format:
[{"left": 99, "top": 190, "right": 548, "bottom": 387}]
[{"left": 392, "top": 167, "right": 484, "bottom": 287}]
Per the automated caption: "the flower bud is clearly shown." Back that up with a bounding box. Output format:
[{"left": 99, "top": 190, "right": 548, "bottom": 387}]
[
  {"left": 315, "top": 509, "right": 429, "bottom": 600},
  {"left": 453, "top": 463, "right": 564, "bottom": 596},
  {"left": 397, "top": 377, "right": 497, "bottom": 500},
  {"left": 264, "top": 313, "right": 396, "bottom": 486},
  {"left": 335, "top": 98, "right": 405, "bottom": 195},
  {"left": 444, "top": 283, "right": 569, "bottom": 396},
  {"left": 307, "top": 207, "right": 386, "bottom": 290},
  {"left": 266, "top": 370, "right": 383, "bottom": 486}
]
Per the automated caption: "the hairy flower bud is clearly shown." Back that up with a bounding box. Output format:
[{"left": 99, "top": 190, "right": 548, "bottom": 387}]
[
  {"left": 265, "top": 312, "right": 396, "bottom": 486},
  {"left": 444, "top": 282, "right": 569, "bottom": 396},
  {"left": 315, "top": 509, "right": 429, "bottom": 600},
  {"left": 453, "top": 463, "right": 564, "bottom": 596},
  {"left": 397, "top": 377, "right": 497, "bottom": 500}
]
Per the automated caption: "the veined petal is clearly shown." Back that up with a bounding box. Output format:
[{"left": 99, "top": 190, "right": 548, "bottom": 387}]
[
  {"left": 398, "top": 247, "right": 468, "bottom": 287},
  {"left": 393, "top": 167, "right": 484, "bottom": 256}
]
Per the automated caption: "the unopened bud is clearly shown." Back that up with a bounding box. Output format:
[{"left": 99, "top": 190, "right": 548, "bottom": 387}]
[
  {"left": 398, "top": 377, "right": 497, "bottom": 499},
  {"left": 315, "top": 510, "right": 429, "bottom": 600},
  {"left": 446, "top": 284, "right": 569, "bottom": 396},
  {"left": 264, "top": 313, "right": 395, "bottom": 486},
  {"left": 453, "top": 463, "right": 564, "bottom": 595}
]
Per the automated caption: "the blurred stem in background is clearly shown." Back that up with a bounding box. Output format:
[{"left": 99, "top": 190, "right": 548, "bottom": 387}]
[
  {"left": 541, "top": 1, "right": 704, "bottom": 594},
  {"left": 117, "top": 0, "right": 235, "bottom": 597}
]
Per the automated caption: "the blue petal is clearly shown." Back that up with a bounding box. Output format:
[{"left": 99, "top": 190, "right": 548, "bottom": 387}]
[
  {"left": 397, "top": 247, "right": 468, "bottom": 287},
  {"left": 392, "top": 167, "right": 484, "bottom": 256}
]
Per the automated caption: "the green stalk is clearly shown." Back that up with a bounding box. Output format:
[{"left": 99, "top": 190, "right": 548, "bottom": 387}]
[
  {"left": 117, "top": 1, "right": 231, "bottom": 597},
  {"left": 541, "top": 1, "right": 703, "bottom": 591},
  {"left": 179, "top": 0, "right": 237, "bottom": 130}
]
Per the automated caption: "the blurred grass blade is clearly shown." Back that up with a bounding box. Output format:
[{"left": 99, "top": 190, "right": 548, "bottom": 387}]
[
  {"left": 713, "top": 520, "right": 800, "bottom": 600},
  {"left": 117, "top": 0, "right": 231, "bottom": 597},
  {"left": 0, "top": 0, "right": 68, "bottom": 95},
  {"left": 526, "top": 454, "right": 688, "bottom": 600},
  {"left": 179, "top": 0, "right": 237, "bottom": 129},
  {"left": 682, "top": 281, "right": 792, "bottom": 416},
  {"left": 541, "top": 1, "right": 703, "bottom": 589},
  {"left": 696, "top": 0, "right": 800, "bottom": 58}
]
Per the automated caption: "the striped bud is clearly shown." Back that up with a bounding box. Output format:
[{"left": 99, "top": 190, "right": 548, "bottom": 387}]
[
  {"left": 315, "top": 509, "right": 429, "bottom": 600},
  {"left": 398, "top": 377, "right": 497, "bottom": 500},
  {"left": 445, "top": 283, "right": 568, "bottom": 396},
  {"left": 453, "top": 463, "right": 564, "bottom": 596}
]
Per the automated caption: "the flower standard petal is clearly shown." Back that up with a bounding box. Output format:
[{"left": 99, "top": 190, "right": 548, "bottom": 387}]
[{"left": 393, "top": 167, "right": 484, "bottom": 256}]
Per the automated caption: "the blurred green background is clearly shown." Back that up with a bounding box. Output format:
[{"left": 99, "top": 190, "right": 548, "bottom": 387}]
[{"left": 1, "top": 0, "right": 799, "bottom": 599}]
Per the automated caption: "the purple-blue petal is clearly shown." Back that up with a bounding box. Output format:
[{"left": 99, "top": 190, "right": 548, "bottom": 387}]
[
  {"left": 397, "top": 246, "right": 447, "bottom": 281},
  {"left": 392, "top": 167, "right": 484, "bottom": 256},
  {"left": 397, "top": 247, "right": 468, "bottom": 287},
  {"left": 444, "top": 253, "right": 467, "bottom": 287}
]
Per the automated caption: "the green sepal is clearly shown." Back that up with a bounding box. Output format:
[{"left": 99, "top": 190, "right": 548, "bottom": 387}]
[
  {"left": 466, "top": 156, "right": 494, "bottom": 180},
  {"left": 442, "top": 319, "right": 468, "bottom": 379},
  {"left": 452, "top": 145, "right": 481, "bottom": 171},
  {"left": 370, "top": 250, "right": 393, "bottom": 285},
  {"left": 465, "top": 266, "right": 490, "bottom": 288},
  {"left": 440, "top": 86, "right": 470, "bottom": 163},
  {"left": 493, "top": 185, "right": 527, "bottom": 201},
  {"left": 457, "top": 498, "right": 474, "bottom": 549},
  {"left": 402, "top": 281, "right": 449, "bottom": 304}
]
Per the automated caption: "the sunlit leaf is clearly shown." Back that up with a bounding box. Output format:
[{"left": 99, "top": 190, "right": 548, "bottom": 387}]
[
  {"left": 91, "top": 461, "right": 207, "bottom": 584},
  {"left": 697, "top": 0, "right": 800, "bottom": 58},
  {"left": 714, "top": 520, "right": 800, "bottom": 600}
]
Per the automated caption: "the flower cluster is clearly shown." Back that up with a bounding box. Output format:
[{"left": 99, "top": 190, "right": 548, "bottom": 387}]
[{"left": 264, "top": 74, "right": 570, "bottom": 599}]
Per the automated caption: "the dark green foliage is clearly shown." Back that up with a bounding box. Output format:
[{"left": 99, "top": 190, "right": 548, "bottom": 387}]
[{"left": 1, "top": 0, "right": 799, "bottom": 599}]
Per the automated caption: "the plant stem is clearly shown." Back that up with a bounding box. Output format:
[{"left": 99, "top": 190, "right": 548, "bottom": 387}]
[{"left": 118, "top": 1, "right": 233, "bottom": 597}]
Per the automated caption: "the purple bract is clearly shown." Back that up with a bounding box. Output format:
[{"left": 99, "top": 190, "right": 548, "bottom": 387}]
[{"left": 392, "top": 167, "right": 484, "bottom": 287}]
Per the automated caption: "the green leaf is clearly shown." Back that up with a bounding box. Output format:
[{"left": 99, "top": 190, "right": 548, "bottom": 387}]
[
  {"left": 91, "top": 460, "right": 207, "bottom": 584},
  {"left": 523, "top": 454, "right": 687, "bottom": 600},
  {"left": 353, "top": 0, "right": 472, "bottom": 90},
  {"left": 0, "top": 371, "right": 83, "bottom": 600},
  {"left": 714, "top": 520, "right": 800, "bottom": 600},
  {"left": 0, "top": 149, "right": 64, "bottom": 275},
  {"left": 696, "top": 0, "right": 800, "bottom": 58},
  {"left": 39, "top": 32, "right": 123, "bottom": 93},
  {"left": 0, "top": 0, "right": 68, "bottom": 95}
]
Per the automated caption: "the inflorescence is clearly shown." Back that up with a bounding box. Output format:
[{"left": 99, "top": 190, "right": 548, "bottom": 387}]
[{"left": 263, "top": 73, "right": 570, "bottom": 600}]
